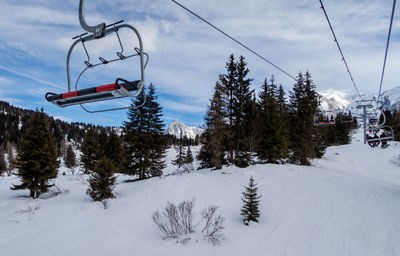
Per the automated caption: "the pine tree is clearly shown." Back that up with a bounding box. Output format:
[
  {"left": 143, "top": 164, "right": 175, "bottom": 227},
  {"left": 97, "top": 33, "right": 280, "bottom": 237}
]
[
  {"left": 257, "top": 76, "right": 288, "bottom": 163},
  {"left": 0, "top": 151, "right": 6, "bottom": 176},
  {"left": 198, "top": 82, "right": 226, "bottom": 170},
  {"left": 197, "top": 129, "right": 213, "bottom": 169},
  {"left": 96, "top": 128, "right": 108, "bottom": 159},
  {"left": 183, "top": 146, "right": 194, "bottom": 172},
  {"left": 80, "top": 128, "right": 99, "bottom": 173},
  {"left": 64, "top": 144, "right": 76, "bottom": 169},
  {"left": 106, "top": 130, "right": 124, "bottom": 172},
  {"left": 243, "top": 93, "right": 260, "bottom": 154},
  {"left": 289, "top": 72, "right": 322, "bottom": 165},
  {"left": 219, "top": 54, "right": 237, "bottom": 163},
  {"left": 87, "top": 156, "right": 117, "bottom": 202},
  {"left": 241, "top": 176, "right": 261, "bottom": 225},
  {"left": 11, "top": 110, "right": 59, "bottom": 198},
  {"left": 123, "top": 84, "right": 167, "bottom": 179},
  {"left": 184, "top": 146, "right": 194, "bottom": 164},
  {"left": 304, "top": 72, "right": 326, "bottom": 158},
  {"left": 334, "top": 113, "right": 351, "bottom": 145},
  {"left": 172, "top": 133, "right": 186, "bottom": 169},
  {"left": 232, "top": 56, "right": 253, "bottom": 167}
]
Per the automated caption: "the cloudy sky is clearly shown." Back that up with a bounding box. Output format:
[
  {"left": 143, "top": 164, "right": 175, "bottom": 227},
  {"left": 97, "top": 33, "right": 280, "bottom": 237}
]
[{"left": 0, "top": 0, "right": 398, "bottom": 127}]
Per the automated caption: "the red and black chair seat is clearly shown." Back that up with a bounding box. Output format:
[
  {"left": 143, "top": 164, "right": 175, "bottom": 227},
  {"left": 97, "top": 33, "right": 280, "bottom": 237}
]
[{"left": 46, "top": 79, "right": 139, "bottom": 107}]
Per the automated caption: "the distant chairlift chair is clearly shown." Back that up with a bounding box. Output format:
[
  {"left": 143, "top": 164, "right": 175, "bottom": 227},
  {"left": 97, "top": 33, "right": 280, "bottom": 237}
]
[
  {"left": 46, "top": 0, "right": 148, "bottom": 113},
  {"left": 314, "top": 111, "right": 336, "bottom": 126}
]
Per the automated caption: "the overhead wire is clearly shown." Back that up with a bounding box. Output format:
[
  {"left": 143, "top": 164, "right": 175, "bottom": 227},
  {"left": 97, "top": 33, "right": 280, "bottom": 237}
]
[
  {"left": 319, "top": 0, "right": 362, "bottom": 99},
  {"left": 377, "top": 0, "right": 397, "bottom": 105},
  {"left": 171, "top": 0, "right": 298, "bottom": 81}
]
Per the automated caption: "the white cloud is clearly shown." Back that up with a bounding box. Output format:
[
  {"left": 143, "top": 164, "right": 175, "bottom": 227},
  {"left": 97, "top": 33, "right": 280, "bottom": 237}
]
[
  {"left": 0, "top": 76, "right": 13, "bottom": 86},
  {"left": 0, "top": 0, "right": 399, "bottom": 126},
  {"left": 0, "top": 65, "right": 64, "bottom": 90},
  {"left": 160, "top": 98, "right": 206, "bottom": 113}
]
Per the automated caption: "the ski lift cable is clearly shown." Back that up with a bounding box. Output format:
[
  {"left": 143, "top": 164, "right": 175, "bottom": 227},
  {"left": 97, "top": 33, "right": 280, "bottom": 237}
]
[
  {"left": 377, "top": 0, "right": 397, "bottom": 105},
  {"left": 319, "top": 0, "right": 362, "bottom": 99},
  {"left": 171, "top": 0, "right": 298, "bottom": 81}
]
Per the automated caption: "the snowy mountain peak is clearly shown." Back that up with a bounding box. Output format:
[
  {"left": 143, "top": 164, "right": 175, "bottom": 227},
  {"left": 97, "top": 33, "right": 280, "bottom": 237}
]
[
  {"left": 319, "top": 89, "right": 351, "bottom": 111},
  {"left": 165, "top": 121, "right": 204, "bottom": 140},
  {"left": 317, "top": 87, "right": 400, "bottom": 112}
]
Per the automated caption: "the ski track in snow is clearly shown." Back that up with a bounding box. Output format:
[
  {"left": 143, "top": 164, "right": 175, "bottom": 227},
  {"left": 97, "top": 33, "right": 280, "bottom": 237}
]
[{"left": 1, "top": 130, "right": 400, "bottom": 255}]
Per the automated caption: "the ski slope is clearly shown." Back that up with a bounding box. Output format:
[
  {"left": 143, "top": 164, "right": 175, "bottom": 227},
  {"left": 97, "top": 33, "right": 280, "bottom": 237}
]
[{"left": 1, "top": 130, "right": 400, "bottom": 256}]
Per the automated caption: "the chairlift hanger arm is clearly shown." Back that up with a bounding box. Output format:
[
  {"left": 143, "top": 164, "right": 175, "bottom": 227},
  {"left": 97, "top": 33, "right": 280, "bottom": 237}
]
[
  {"left": 66, "top": 23, "right": 145, "bottom": 94},
  {"left": 79, "top": 0, "right": 106, "bottom": 38}
]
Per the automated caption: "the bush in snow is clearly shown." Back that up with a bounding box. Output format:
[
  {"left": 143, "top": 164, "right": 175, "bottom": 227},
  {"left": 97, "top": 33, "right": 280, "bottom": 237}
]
[
  {"left": 152, "top": 200, "right": 225, "bottom": 245},
  {"left": 15, "top": 202, "right": 40, "bottom": 221},
  {"left": 152, "top": 200, "right": 195, "bottom": 239},
  {"left": 87, "top": 156, "right": 117, "bottom": 207},
  {"left": 241, "top": 176, "right": 261, "bottom": 225},
  {"left": 200, "top": 205, "right": 225, "bottom": 245}
]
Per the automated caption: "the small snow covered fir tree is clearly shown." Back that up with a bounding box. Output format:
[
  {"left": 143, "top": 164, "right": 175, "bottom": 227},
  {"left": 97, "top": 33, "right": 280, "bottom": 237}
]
[
  {"left": 87, "top": 156, "right": 117, "bottom": 202},
  {"left": 64, "top": 144, "right": 76, "bottom": 169},
  {"left": 183, "top": 146, "right": 194, "bottom": 172},
  {"left": 241, "top": 176, "right": 261, "bottom": 225},
  {"left": 185, "top": 146, "right": 194, "bottom": 165},
  {"left": 172, "top": 133, "right": 186, "bottom": 169}
]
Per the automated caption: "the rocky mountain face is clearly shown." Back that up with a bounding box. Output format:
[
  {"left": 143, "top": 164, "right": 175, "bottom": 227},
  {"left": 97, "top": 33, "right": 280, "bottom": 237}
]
[
  {"left": 318, "top": 86, "right": 400, "bottom": 113},
  {"left": 165, "top": 121, "right": 204, "bottom": 140}
]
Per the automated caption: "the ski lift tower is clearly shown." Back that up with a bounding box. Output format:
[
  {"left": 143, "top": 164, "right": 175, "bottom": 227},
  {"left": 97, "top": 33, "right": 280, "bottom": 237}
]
[{"left": 356, "top": 100, "right": 374, "bottom": 144}]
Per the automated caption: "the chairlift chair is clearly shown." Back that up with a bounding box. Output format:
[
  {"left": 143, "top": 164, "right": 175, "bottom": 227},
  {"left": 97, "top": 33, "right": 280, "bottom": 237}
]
[
  {"left": 46, "top": 0, "right": 148, "bottom": 113},
  {"left": 341, "top": 117, "right": 354, "bottom": 124},
  {"left": 339, "top": 111, "right": 354, "bottom": 124},
  {"left": 366, "top": 125, "right": 394, "bottom": 148},
  {"left": 314, "top": 111, "right": 336, "bottom": 126}
]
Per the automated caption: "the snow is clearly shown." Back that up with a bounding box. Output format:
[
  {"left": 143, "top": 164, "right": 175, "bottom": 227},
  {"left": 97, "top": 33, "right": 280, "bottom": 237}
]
[{"left": 1, "top": 130, "right": 400, "bottom": 255}]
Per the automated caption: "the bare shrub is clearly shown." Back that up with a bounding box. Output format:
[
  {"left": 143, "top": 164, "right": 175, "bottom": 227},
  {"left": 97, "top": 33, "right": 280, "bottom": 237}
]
[
  {"left": 200, "top": 206, "right": 225, "bottom": 245},
  {"left": 152, "top": 200, "right": 195, "bottom": 239},
  {"left": 152, "top": 200, "right": 225, "bottom": 246},
  {"left": 15, "top": 203, "right": 40, "bottom": 221}
]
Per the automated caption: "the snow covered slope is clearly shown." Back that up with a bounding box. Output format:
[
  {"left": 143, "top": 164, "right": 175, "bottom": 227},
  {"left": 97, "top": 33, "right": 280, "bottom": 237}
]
[
  {"left": 165, "top": 120, "right": 204, "bottom": 139},
  {"left": 1, "top": 130, "right": 400, "bottom": 256}
]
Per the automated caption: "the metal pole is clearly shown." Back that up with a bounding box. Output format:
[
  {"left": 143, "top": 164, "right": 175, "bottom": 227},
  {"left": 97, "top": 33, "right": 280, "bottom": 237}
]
[
  {"left": 356, "top": 100, "right": 374, "bottom": 145},
  {"left": 363, "top": 106, "right": 367, "bottom": 144}
]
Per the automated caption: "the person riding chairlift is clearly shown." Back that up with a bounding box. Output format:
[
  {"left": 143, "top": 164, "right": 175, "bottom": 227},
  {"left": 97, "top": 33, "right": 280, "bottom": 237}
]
[{"left": 367, "top": 130, "right": 380, "bottom": 148}]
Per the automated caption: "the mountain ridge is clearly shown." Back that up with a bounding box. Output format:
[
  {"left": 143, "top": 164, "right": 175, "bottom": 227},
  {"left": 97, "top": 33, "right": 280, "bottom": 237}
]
[
  {"left": 318, "top": 86, "right": 400, "bottom": 112},
  {"left": 165, "top": 120, "right": 204, "bottom": 140}
]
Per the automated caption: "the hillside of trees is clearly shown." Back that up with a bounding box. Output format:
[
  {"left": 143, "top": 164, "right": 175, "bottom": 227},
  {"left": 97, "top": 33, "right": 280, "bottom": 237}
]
[
  {"left": 0, "top": 100, "right": 111, "bottom": 157},
  {"left": 0, "top": 54, "right": 366, "bottom": 183},
  {"left": 198, "top": 54, "right": 358, "bottom": 169}
]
